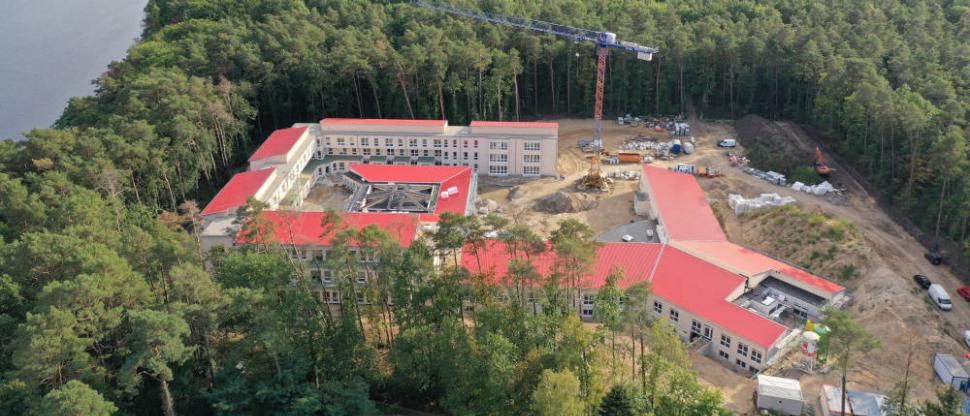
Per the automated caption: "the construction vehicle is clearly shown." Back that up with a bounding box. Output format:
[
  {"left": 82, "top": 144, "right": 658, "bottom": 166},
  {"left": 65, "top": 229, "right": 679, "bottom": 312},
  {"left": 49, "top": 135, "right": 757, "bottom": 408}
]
[
  {"left": 412, "top": 1, "right": 657, "bottom": 191},
  {"left": 696, "top": 167, "right": 723, "bottom": 178},
  {"left": 814, "top": 147, "right": 832, "bottom": 176}
]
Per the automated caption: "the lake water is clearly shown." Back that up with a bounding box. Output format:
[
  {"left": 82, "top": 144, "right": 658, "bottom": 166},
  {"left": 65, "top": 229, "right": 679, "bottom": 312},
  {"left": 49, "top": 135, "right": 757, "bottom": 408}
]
[{"left": 0, "top": 0, "right": 147, "bottom": 140}]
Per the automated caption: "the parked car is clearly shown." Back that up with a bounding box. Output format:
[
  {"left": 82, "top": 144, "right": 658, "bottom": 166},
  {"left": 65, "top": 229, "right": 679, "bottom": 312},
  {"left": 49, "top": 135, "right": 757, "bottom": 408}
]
[
  {"left": 718, "top": 138, "right": 737, "bottom": 148},
  {"left": 928, "top": 283, "right": 953, "bottom": 311},
  {"left": 926, "top": 251, "right": 944, "bottom": 265},
  {"left": 914, "top": 274, "right": 932, "bottom": 290},
  {"left": 958, "top": 287, "right": 970, "bottom": 301},
  {"left": 964, "top": 330, "right": 970, "bottom": 349}
]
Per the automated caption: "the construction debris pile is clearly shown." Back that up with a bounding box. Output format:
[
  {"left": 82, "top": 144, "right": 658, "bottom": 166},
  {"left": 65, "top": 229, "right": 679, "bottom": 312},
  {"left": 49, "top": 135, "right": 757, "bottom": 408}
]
[
  {"left": 791, "top": 181, "right": 836, "bottom": 196},
  {"left": 608, "top": 170, "right": 640, "bottom": 181},
  {"left": 620, "top": 136, "right": 694, "bottom": 160},
  {"left": 728, "top": 193, "right": 796, "bottom": 215},
  {"left": 534, "top": 191, "right": 599, "bottom": 213},
  {"left": 743, "top": 167, "right": 787, "bottom": 186}
]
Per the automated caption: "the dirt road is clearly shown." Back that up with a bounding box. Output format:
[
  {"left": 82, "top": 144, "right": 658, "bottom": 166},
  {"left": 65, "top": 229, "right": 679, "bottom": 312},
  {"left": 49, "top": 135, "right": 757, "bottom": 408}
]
[{"left": 671, "top": 111, "right": 969, "bottom": 410}]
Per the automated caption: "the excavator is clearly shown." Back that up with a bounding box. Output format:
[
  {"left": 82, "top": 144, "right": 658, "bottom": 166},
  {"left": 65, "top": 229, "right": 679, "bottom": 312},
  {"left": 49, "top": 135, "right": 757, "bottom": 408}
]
[{"left": 813, "top": 147, "right": 831, "bottom": 176}]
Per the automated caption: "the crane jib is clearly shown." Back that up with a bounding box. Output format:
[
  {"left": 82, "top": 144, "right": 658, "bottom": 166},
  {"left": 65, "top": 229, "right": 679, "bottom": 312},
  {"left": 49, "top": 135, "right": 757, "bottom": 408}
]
[{"left": 413, "top": 0, "right": 657, "bottom": 55}]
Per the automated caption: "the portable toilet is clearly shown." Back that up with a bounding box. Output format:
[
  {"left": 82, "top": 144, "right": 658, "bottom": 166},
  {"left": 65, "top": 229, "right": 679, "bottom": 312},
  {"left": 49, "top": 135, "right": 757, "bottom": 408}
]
[
  {"left": 934, "top": 353, "right": 970, "bottom": 392},
  {"left": 756, "top": 375, "right": 803, "bottom": 415}
]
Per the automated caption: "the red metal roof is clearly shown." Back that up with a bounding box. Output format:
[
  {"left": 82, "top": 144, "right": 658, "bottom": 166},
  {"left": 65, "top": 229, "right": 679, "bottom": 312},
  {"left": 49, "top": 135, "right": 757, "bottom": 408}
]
[
  {"left": 651, "top": 246, "right": 788, "bottom": 349},
  {"left": 349, "top": 164, "right": 473, "bottom": 216},
  {"left": 234, "top": 211, "right": 419, "bottom": 247},
  {"left": 641, "top": 165, "right": 727, "bottom": 241},
  {"left": 673, "top": 241, "right": 845, "bottom": 294},
  {"left": 249, "top": 127, "right": 308, "bottom": 161},
  {"left": 470, "top": 121, "right": 559, "bottom": 129},
  {"left": 320, "top": 118, "right": 447, "bottom": 127},
  {"left": 201, "top": 168, "right": 275, "bottom": 216},
  {"left": 462, "top": 241, "right": 663, "bottom": 289}
]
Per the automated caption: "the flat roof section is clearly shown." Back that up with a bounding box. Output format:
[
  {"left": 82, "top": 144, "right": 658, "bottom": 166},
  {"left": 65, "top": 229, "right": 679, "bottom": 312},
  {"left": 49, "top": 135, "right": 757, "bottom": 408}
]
[
  {"left": 249, "top": 127, "right": 308, "bottom": 161},
  {"left": 348, "top": 164, "right": 474, "bottom": 217},
  {"left": 201, "top": 168, "right": 275, "bottom": 216},
  {"left": 469, "top": 121, "right": 559, "bottom": 128},
  {"left": 641, "top": 165, "right": 727, "bottom": 241},
  {"left": 320, "top": 118, "right": 447, "bottom": 127}
]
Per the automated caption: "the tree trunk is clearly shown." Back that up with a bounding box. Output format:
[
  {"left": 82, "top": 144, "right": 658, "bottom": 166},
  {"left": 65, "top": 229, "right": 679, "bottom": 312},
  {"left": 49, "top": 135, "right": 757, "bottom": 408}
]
[
  {"left": 352, "top": 71, "right": 364, "bottom": 118},
  {"left": 369, "top": 76, "right": 382, "bottom": 119},
  {"left": 513, "top": 74, "right": 521, "bottom": 121},
  {"left": 396, "top": 65, "right": 415, "bottom": 119},
  {"left": 437, "top": 79, "right": 446, "bottom": 120},
  {"left": 655, "top": 56, "right": 662, "bottom": 113},
  {"left": 934, "top": 177, "right": 949, "bottom": 248},
  {"left": 160, "top": 378, "right": 176, "bottom": 416},
  {"left": 548, "top": 59, "right": 555, "bottom": 115}
]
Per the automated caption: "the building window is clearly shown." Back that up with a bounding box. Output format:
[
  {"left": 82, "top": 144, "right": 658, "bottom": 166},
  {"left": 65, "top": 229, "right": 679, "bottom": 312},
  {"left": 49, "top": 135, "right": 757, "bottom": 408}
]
[
  {"left": 433, "top": 139, "right": 442, "bottom": 148},
  {"left": 324, "top": 290, "right": 339, "bottom": 304},
  {"left": 410, "top": 149, "right": 419, "bottom": 157},
  {"left": 385, "top": 138, "right": 393, "bottom": 146},
  {"left": 489, "top": 154, "right": 508, "bottom": 163},
  {"left": 351, "top": 148, "right": 358, "bottom": 155},
  {"left": 361, "top": 137, "right": 369, "bottom": 146},
  {"left": 356, "top": 292, "right": 367, "bottom": 304},
  {"left": 720, "top": 335, "right": 731, "bottom": 348},
  {"left": 409, "top": 139, "right": 418, "bottom": 147},
  {"left": 362, "top": 148, "right": 371, "bottom": 156},
  {"left": 397, "top": 139, "right": 404, "bottom": 147},
  {"left": 691, "top": 320, "right": 702, "bottom": 334},
  {"left": 489, "top": 165, "right": 508, "bottom": 175},
  {"left": 735, "top": 359, "right": 747, "bottom": 369},
  {"left": 582, "top": 295, "right": 594, "bottom": 306},
  {"left": 356, "top": 274, "right": 367, "bottom": 284},
  {"left": 669, "top": 309, "right": 679, "bottom": 322},
  {"left": 718, "top": 350, "right": 729, "bottom": 360},
  {"left": 336, "top": 137, "right": 345, "bottom": 146},
  {"left": 422, "top": 139, "right": 428, "bottom": 147},
  {"left": 375, "top": 148, "right": 382, "bottom": 156},
  {"left": 387, "top": 149, "right": 395, "bottom": 156},
  {"left": 463, "top": 152, "right": 468, "bottom": 160},
  {"left": 474, "top": 140, "right": 479, "bottom": 148},
  {"left": 751, "top": 351, "right": 762, "bottom": 364},
  {"left": 489, "top": 141, "right": 508, "bottom": 150},
  {"left": 322, "top": 269, "right": 333, "bottom": 283},
  {"left": 737, "top": 343, "right": 748, "bottom": 357},
  {"left": 582, "top": 308, "right": 593, "bottom": 317},
  {"left": 524, "top": 154, "right": 541, "bottom": 163},
  {"left": 474, "top": 152, "right": 479, "bottom": 160},
  {"left": 653, "top": 301, "right": 663, "bottom": 314},
  {"left": 523, "top": 166, "right": 540, "bottom": 175},
  {"left": 524, "top": 142, "right": 540, "bottom": 151}
]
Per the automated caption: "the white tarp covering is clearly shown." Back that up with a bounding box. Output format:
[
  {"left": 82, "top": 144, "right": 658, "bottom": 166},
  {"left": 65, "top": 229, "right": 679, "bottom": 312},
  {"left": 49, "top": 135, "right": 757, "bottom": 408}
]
[{"left": 728, "top": 193, "right": 796, "bottom": 215}]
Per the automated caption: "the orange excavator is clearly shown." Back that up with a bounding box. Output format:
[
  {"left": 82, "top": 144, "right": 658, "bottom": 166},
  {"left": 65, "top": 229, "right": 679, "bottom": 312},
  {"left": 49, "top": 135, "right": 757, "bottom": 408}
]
[{"left": 814, "top": 147, "right": 831, "bottom": 176}]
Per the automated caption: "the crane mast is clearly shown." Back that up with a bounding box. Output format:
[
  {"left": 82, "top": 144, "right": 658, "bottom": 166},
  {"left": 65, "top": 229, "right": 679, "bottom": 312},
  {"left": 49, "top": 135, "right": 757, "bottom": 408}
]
[{"left": 412, "top": 0, "right": 658, "bottom": 151}]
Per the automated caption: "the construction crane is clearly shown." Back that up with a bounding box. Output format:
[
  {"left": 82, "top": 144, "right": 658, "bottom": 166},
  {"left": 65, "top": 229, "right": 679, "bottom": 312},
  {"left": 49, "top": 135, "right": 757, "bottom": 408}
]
[{"left": 412, "top": 1, "right": 658, "bottom": 191}]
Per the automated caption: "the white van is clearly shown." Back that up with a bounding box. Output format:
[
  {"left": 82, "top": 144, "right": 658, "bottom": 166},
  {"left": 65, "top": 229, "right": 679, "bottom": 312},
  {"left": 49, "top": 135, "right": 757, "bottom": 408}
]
[
  {"left": 718, "top": 138, "right": 737, "bottom": 148},
  {"left": 929, "top": 284, "right": 953, "bottom": 311}
]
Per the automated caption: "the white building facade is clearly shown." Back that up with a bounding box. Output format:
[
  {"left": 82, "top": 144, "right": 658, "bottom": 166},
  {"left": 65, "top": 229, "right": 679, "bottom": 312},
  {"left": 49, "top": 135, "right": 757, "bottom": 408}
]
[{"left": 307, "top": 119, "right": 558, "bottom": 177}]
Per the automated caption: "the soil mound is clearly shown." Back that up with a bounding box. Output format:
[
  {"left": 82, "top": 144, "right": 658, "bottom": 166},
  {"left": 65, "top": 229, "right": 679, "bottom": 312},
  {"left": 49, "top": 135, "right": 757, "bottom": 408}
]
[
  {"left": 533, "top": 191, "right": 599, "bottom": 214},
  {"left": 734, "top": 114, "right": 812, "bottom": 174}
]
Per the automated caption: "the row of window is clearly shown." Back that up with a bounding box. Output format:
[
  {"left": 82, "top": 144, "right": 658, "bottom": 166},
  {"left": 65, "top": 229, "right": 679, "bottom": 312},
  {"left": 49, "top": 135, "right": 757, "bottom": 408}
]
[
  {"left": 487, "top": 166, "right": 542, "bottom": 176},
  {"left": 321, "top": 137, "right": 541, "bottom": 152},
  {"left": 656, "top": 300, "right": 763, "bottom": 369},
  {"left": 308, "top": 269, "right": 376, "bottom": 284}
]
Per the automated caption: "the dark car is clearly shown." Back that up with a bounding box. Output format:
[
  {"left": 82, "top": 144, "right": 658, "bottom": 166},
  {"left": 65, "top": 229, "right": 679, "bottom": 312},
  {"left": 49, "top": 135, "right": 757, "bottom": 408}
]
[
  {"left": 925, "top": 252, "right": 943, "bottom": 265},
  {"left": 958, "top": 287, "right": 970, "bottom": 301},
  {"left": 913, "top": 274, "right": 932, "bottom": 290}
]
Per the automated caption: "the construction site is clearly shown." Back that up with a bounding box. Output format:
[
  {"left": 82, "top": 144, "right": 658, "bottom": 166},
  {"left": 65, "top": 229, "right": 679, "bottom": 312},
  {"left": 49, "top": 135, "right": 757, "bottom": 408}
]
[
  {"left": 193, "top": 3, "right": 970, "bottom": 414},
  {"left": 469, "top": 111, "right": 970, "bottom": 414}
]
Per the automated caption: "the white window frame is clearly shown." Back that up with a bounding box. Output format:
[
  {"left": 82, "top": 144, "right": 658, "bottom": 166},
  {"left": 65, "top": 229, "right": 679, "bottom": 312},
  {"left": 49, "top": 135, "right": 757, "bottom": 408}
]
[{"left": 524, "top": 142, "right": 540, "bottom": 151}]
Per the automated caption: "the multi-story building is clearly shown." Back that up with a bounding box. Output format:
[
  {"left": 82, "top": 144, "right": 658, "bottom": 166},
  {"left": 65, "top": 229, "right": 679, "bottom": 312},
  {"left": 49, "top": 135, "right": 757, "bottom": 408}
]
[
  {"left": 307, "top": 118, "right": 558, "bottom": 177},
  {"left": 463, "top": 165, "right": 848, "bottom": 374}
]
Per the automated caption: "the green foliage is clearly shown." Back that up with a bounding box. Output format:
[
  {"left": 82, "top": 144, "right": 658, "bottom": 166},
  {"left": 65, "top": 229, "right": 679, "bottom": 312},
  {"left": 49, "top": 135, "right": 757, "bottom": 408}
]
[
  {"left": 598, "top": 385, "right": 636, "bottom": 416},
  {"left": 33, "top": 380, "right": 117, "bottom": 416},
  {"left": 923, "top": 387, "right": 963, "bottom": 416},
  {"left": 532, "top": 369, "right": 584, "bottom": 416},
  {"left": 789, "top": 166, "right": 822, "bottom": 186}
]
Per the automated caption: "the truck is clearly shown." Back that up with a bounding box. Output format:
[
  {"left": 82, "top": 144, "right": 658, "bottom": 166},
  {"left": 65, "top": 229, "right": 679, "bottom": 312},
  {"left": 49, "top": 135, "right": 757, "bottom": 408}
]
[
  {"left": 929, "top": 283, "right": 953, "bottom": 311},
  {"left": 934, "top": 353, "right": 970, "bottom": 392}
]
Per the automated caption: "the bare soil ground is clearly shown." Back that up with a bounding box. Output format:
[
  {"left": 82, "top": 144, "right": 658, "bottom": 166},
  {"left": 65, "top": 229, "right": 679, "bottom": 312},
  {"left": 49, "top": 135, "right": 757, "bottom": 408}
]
[
  {"left": 514, "top": 115, "right": 968, "bottom": 413},
  {"left": 477, "top": 119, "right": 660, "bottom": 236},
  {"left": 676, "top": 113, "right": 969, "bottom": 412}
]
